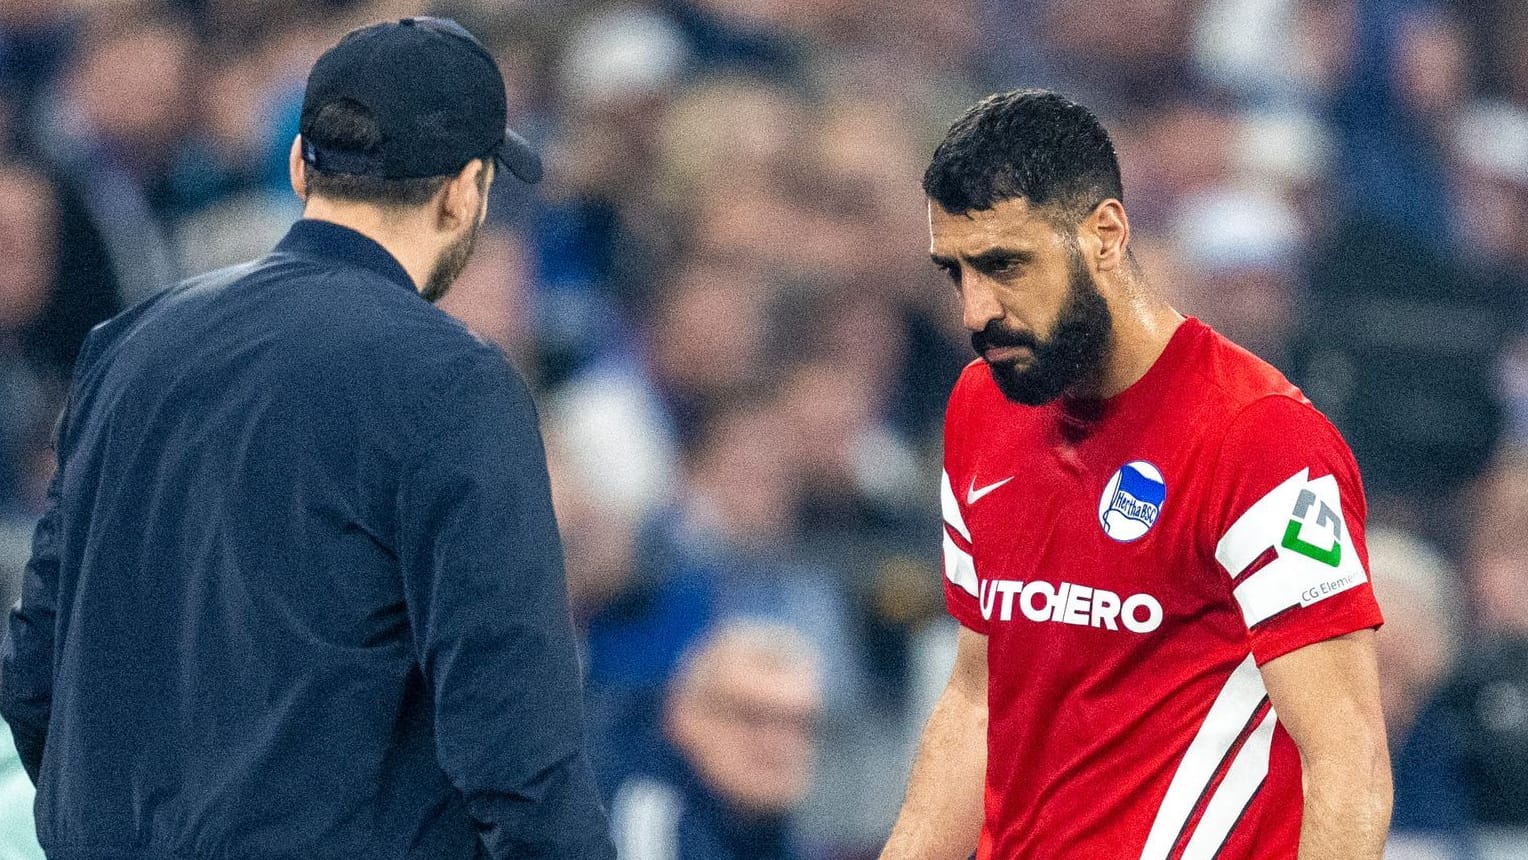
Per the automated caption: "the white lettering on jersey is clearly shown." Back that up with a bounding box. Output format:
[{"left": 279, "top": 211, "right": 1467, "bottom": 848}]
[
  {"left": 979, "top": 578, "right": 1163, "bottom": 633},
  {"left": 1214, "top": 469, "right": 1368, "bottom": 628}
]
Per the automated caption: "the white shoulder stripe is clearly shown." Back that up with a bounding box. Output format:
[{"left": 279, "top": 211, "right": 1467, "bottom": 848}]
[
  {"left": 943, "top": 530, "right": 979, "bottom": 597},
  {"left": 1215, "top": 470, "right": 1308, "bottom": 577},
  {"left": 1139, "top": 655, "right": 1267, "bottom": 860},
  {"left": 610, "top": 776, "right": 681, "bottom": 860},
  {"left": 940, "top": 469, "right": 971, "bottom": 543}
]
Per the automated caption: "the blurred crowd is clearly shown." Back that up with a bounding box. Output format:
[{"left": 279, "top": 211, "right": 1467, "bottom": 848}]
[{"left": 1, "top": 0, "right": 1527, "bottom": 857}]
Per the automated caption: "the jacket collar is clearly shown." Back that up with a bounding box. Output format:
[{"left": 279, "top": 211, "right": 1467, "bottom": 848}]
[{"left": 274, "top": 219, "right": 416, "bottom": 294}]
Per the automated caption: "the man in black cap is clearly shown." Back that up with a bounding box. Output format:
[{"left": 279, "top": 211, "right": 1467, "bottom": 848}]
[{"left": 0, "top": 18, "right": 615, "bottom": 859}]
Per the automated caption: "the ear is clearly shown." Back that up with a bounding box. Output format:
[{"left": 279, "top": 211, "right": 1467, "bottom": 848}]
[
  {"left": 1084, "top": 199, "right": 1130, "bottom": 273},
  {"left": 438, "top": 159, "right": 489, "bottom": 230},
  {"left": 289, "top": 136, "right": 308, "bottom": 202}
]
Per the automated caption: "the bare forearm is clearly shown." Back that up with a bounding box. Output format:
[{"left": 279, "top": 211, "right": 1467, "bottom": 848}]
[
  {"left": 880, "top": 684, "right": 986, "bottom": 860},
  {"left": 1298, "top": 751, "right": 1392, "bottom": 859}
]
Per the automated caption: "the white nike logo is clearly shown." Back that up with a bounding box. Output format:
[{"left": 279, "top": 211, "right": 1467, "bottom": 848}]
[{"left": 967, "top": 476, "right": 1013, "bottom": 505}]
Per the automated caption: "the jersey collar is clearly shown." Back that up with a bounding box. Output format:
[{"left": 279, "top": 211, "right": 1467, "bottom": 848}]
[{"left": 274, "top": 219, "right": 416, "bottom": 294}]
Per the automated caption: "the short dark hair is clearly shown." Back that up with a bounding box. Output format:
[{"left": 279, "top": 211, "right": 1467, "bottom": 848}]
[
  {"left": 302, "top": 99, "right": 454, "bottom": 207},
  {"left": 922, "top": 90, "right": 1124, "bottom": 225}
]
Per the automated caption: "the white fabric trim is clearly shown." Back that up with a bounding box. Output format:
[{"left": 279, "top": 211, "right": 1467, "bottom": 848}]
[
  {"left": 940, "top": 469, "right": 971, "bottom": 542},
  {"left": 1180, "top": 707, "right": 1278, "bottom": 860},
  {"left": 610, "top": 776, "right": 681, "bottom": 860},
  {"left": 1214, "top": 470, "right": 1308, "bottom": 577},
  {"left": 1139, "top": 655, "right": 1267, "bottom": 860},
  {"left": 943, "top": 531, "right": 979, "bottom": 598}
]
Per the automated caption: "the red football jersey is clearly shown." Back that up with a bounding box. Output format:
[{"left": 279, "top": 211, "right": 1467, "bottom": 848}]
[{"left": 940, "top": 317, "right": 1383, "bottom": 859}]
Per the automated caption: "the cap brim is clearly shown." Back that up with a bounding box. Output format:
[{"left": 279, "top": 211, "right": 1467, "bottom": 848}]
[{"left": 495, "top": 127, "right": 543, "bottom": 184}]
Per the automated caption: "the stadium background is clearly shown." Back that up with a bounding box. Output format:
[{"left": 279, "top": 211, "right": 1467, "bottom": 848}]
[{"left": 0, "top": 0, "right": 1525, "bottom": 857}]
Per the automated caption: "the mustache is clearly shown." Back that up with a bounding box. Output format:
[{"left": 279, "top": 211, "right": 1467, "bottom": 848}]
[{"left": 972, "top": 322, "right": 1038, "bottom": 355}]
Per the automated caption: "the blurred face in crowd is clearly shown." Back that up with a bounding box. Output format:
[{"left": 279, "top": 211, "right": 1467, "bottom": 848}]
[
  {"left": 433, "top": 226, "right": 533, "bottom": 366},
  {"left": 72, "top": 19, "right": 194, "bottom": 162},
  {"left": 666, "top": 633, "right": 824, "bottom": 816},
  {"left": 930, "top": 197, "right": 1113, "bottom": 405},
  {"left": 650, "top": 263, "right": 770, "bottom": 398},
  {"left": 1470, "top": 457, "right": 1528, "bottom": 634},
  {"left": 1366, "top": 531, "right": 1458, "bottom": 735},
  {"left": 688, "top": 404, "right": 800, "bottom": 545},
  {"left": 778, "top": 359, "right": 875, "bottom": 483},
  {"left": 0, "top": 164, "right": 58, "bottom": 332}
]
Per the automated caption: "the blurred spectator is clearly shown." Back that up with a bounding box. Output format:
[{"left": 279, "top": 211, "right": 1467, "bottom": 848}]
[
  {"left": 434, "top": 226, "right": 540, "bottom": 379},
  {"left": 580, "top": 395, "right": 807, "bottom": 692},
  {"left": 1170, "top": 187, "right": 1305, "bottom": 369},
  {"left": 607, "top": 619, "right": 823, "bottom": 860},
  {"left": 1327, "top": 0, "right": 1468, "bottom": 243},
  {"left": 1368, "top": 527, "right": 1476, "bottom": 856},
  {"left": 33, "top": 9, "right": 191, "bottom": 302},
  {"left": 549, "top": 254, "right": 778, "bottom": 555},
  {"left": 1295, "top": 216, "right": 1506, "bottom": 514},
  {"left": 0, "top": 159, "right": 117, "bottom": 516},
  {"left": 0, "top": 2, "right": 77, "bottom": 151},
  {"left": 1452, "top": 451, "right": 1528, "bottom": 830}
]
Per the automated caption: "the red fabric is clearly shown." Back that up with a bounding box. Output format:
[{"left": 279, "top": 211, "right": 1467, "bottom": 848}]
[{"left": 939, "top": 317, "right": 1382, "bottom": 858}]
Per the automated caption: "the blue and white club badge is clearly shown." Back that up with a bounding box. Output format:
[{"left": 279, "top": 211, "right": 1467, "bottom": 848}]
[{"left": 1098, "top": 461, "right": 1166, "bottom": 542}]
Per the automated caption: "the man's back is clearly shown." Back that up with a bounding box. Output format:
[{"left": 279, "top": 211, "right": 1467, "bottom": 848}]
[{"left": 3, "top": 220, "right": 613, "bottom": 859}]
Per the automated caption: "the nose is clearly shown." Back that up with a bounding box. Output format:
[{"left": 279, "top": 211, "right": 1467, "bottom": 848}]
[{"left": 961, "top": 275, "right": 1003, "bottom": 333}]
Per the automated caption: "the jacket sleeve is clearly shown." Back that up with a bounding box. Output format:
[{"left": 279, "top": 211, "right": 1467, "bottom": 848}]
[
  {"left": 396, "top": 349, "right": 615, "bottom": 860},
  {"left": 0, "top": 463, "right": 63, "bottom": 785},
  {"left": 0, "top": 327, "right": 94, "bottom": 784}
]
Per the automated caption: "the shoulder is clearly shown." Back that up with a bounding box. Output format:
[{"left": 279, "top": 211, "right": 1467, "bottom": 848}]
[
  {"left": 1184, "top": 322, "right": 1346, "bottom": 450},
  {"left": 949, "top": 358, "right": 995, "bottom": 409},
  {"left": 944, "top": 358, "right": 1051, "bottom": 445},
  {"left": 1187, "top": 321, "right": 1304, "bottom": 413}
]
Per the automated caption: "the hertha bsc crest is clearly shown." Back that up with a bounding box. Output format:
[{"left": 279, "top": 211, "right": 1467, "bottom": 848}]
[{"left": 1099, "top": 461, "right": 1166, "bottom": 542}]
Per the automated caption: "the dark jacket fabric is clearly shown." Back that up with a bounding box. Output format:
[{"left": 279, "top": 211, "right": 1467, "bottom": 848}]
[{"left": 0, "top": 219, "right": 615, "bottom": 860}]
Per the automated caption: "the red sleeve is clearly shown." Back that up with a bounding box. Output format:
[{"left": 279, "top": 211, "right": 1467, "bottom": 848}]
[
  {"left": 941, "top": 370, "right": 988, "bottom": 635},
  {"left": 1207, "top": 395, "right": 1383, "bottom": 665}
]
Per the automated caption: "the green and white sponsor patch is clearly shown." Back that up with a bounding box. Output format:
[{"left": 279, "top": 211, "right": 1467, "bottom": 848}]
[{"left": 1215, "top": 469, "right": 1368, "bottom": 627}]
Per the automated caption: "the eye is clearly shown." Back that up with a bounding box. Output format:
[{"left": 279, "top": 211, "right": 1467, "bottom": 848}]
[
  {"left": 936, "top": 262, "right": 961, "bottom": 285},
  {"left": 979, "top": 257, "right": 1019, "bottom": 276}
]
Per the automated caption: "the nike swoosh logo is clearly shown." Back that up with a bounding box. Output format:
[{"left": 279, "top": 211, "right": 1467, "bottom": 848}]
[{"left": 967, "top": 476, "right": 1014, "bottom": 505}]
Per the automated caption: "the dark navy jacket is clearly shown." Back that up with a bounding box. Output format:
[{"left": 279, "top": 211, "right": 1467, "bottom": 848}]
[{"left": 0, "top": 220, "right": 615, "bottom": 860}]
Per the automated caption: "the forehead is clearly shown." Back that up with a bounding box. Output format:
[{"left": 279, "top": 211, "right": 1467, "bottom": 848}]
[
  {"left": 701, "top": 651, "right": 821, "bottom": 705},
  {"left": 928, "top": 196, "right": 1060, "bottom": 258}
]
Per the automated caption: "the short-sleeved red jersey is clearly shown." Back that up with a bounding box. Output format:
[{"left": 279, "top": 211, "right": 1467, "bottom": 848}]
[{"left": 940, "top": 317, "right": 1383, "bottom": 859}]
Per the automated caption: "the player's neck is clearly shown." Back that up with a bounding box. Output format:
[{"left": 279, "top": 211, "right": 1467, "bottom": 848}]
[
  {"left": 1087, "top": 294, "right": 1185, "bottom": 401},
  {"left": 301, "top": 200, "right": 436, "bottom": 293}
]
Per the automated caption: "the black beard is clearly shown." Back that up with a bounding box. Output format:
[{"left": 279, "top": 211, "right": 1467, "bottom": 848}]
[
  {"left": 974, "top": 251, "right": 1113, "bottom": 406},
  {"left": 421, "top": 219, "right": 482, "bottom": 304}
]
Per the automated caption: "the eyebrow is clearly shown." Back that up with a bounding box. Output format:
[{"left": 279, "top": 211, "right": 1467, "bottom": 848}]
[{"left": 929, "top": 246, "right": 1037, "bottom": 269}]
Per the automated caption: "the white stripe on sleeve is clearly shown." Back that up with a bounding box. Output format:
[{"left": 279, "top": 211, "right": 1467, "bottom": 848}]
[
  {"left": 1180, "top": 707, "right": 1278, "bottom": 860},
  {"left": 940, "top": 469, "right": 971, "bottom": 543},
  {"left": 943, "top": 530, "right": 979, "bottom": 598},
  {"left": 1139, "top": 655, "right": 1267, "bottom": 860}
]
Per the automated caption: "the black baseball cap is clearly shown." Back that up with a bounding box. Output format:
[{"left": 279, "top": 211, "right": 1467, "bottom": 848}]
[{"left": 300, "top": 16, "right": 542, "bottom": 184}]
